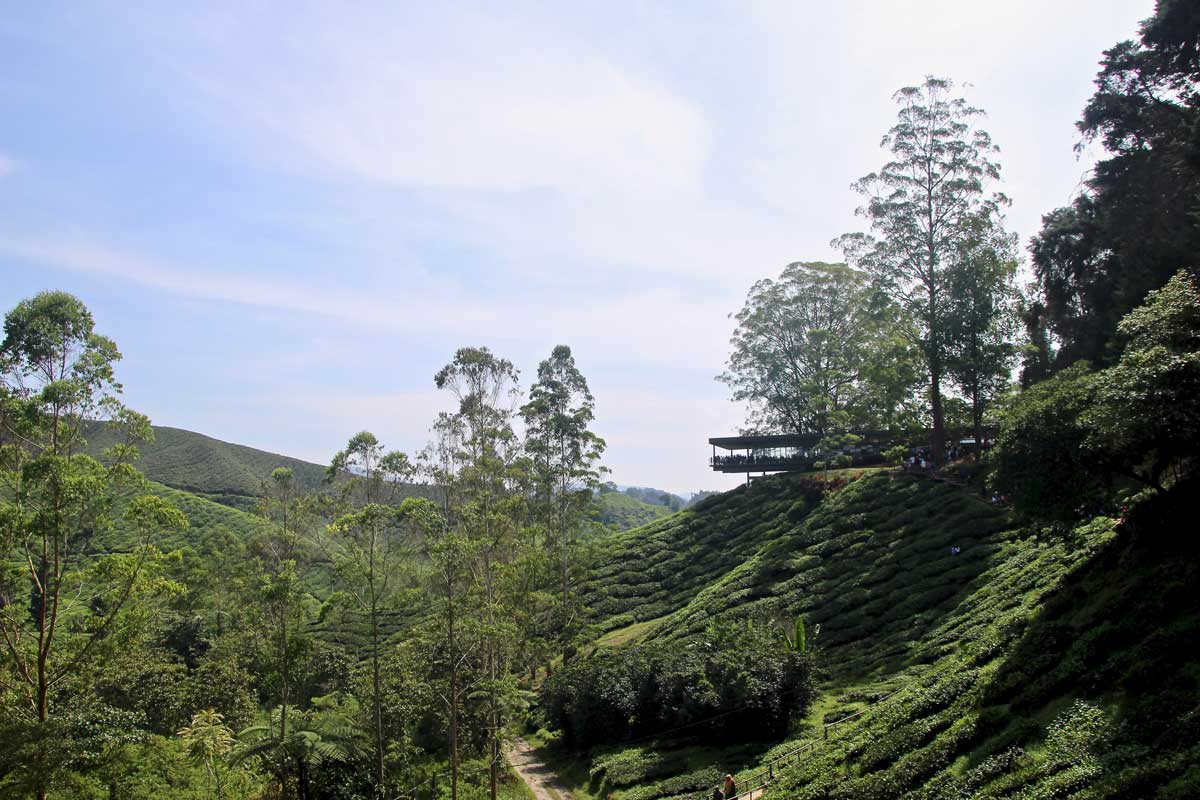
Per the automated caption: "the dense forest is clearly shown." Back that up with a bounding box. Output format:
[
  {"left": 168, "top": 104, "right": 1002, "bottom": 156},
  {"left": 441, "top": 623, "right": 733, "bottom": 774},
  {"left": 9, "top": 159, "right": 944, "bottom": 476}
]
[{"left": 2, "top": 2, "right": 1199, "bottom": 799}]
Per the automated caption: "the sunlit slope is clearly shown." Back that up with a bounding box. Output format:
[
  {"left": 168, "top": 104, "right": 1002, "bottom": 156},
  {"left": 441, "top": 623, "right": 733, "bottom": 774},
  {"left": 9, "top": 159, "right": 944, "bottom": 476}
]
[
  {"left": 85, "top": 422, "right": 329, "bottom": 508},
  {"left": 652, "top": 474, "right": 1015, "bottom": 680},
  {"left": 766, "top": 522, "right": 1200, "bottom": 799},
  {"left": 85, "top": 422, "right": 437, "bottom": 513},
  {"left": 595, "top": 490, "right": 674, "bottom": 531},
  {"left": 572, "top": 473, "right": 1200, "bottom": 798},
  {"left": 98, "top": 479, "right": 274, "bottom": 553},
  {"left": 579, "top": 474, "right": 826, "bottom": 636}
]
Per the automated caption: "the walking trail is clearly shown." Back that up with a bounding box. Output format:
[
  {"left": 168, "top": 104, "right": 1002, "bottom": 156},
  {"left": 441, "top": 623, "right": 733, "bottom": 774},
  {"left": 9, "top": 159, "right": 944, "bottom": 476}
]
[
  {"left": 506, "top": 738, "right": 574, "bottom": 800},
  {"left": 506, "top": 736, "right": 766, "bottom": 800}
]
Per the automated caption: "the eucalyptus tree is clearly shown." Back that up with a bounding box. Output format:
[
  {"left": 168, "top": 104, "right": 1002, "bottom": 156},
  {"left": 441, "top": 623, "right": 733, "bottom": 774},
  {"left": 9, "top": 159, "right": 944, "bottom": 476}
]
[
  {"left": 416, "top": 495, "right": 472, "bottom": 800},
  {"left": 836, "top": 76, "right": 1009, "bottom": 463},
  {"left": 520, "top": 345, "right": 606, "bottom": 655},
  {"left": 720, "top": 261, "right": 917, "bottom": 438},
  {"left": 248, "top": 464, "right": 330, "bottom": 799},
  {"left": 433, "top": 347, "right": 525, "bottom": 800},
  {"left": 325, "top": 431, "right": 418, "bottom": 794},
  {"left": 0, "top": 291, "right": 186, "bottom": 800}
]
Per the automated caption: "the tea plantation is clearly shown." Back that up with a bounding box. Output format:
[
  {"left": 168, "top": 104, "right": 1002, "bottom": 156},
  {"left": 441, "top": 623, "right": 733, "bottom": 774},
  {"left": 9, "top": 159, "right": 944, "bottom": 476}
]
[{"left": 551, "top": 471, "right": 1200, "bottom": 799}]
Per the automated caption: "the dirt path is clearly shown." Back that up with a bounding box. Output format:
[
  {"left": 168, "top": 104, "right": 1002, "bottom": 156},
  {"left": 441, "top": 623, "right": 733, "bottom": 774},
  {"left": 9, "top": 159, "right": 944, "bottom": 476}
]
[
  {"left": 504, "top": 738, "right": 770, "bottom": 800},
  {"left": 506, "top": 738, "right": 574, "bottom": 800}
]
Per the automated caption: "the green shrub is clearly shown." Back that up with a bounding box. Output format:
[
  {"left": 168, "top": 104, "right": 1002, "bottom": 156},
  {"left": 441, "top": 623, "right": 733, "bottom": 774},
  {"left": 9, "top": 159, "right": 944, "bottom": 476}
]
[{"left": 540, "top": 619, "right": 817, "bottom": 749}]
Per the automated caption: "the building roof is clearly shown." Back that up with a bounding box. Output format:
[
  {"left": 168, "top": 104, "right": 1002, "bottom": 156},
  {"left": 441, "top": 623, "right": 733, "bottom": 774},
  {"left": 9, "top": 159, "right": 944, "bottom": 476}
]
[{"left": 708, "top": 433, "right": 822, "bottom": 450}]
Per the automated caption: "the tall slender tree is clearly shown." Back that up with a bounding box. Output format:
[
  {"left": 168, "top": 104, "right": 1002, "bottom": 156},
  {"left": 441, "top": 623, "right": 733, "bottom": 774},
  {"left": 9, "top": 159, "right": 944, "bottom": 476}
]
[
  {"left": 0, "top": 291, "right": 185, "bottom": 800},
  {"left": 325, "top": 432, "right": 417, "bottom": 795},
  {"left": 837, "top": 76, "right": 1008, "bottom": 463},
  {"left": 520, "top": 345, "right": 606, "bottom": 656},
  {"left": 418, "top": 499, "right": 473, "bottom": 800},
  {"left": 253, "top": 466, "right": 319, "bottom": 800},
  {"left": 432, "top": 347, "right": 524, "bottom": 800}
]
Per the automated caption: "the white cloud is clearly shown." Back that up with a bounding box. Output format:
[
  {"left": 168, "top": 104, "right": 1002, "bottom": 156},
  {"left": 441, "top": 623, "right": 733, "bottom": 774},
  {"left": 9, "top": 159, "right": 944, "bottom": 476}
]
[
  {"left": 2, "top": 1, "right": 1159, "bottom": 492},
  {"left": 0, "top": 236, "right": 734, "bottom": 373},
  {"left": 163, "top": 6, "right": 707, "bottom": 197},
  {"left": 0, "top": 152, "right": 17, "bottom": 178},
  {"left": 137, "top": 0, "right": 1151, "bottom": 290},
  {"left": 115, "top": 5, "right": 798, "bottom": 290}
]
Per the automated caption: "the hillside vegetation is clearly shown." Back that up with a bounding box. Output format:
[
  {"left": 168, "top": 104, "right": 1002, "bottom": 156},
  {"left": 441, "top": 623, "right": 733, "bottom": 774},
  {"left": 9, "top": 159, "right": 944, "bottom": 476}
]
[
  {"left": 551, "top": 471, "right": 1200, "bottom": 800},
  {"left": 96, "top": 480, "right": 274, "bottom": 553},
  {"left": 595, "top": 489, "right": 674, "bottom": 531},
  {"left": 580, "top": 476, "right": 829, "bottom": 636},
  {"left": 84, "top": 423, "right": 330, "bottom": 509}
]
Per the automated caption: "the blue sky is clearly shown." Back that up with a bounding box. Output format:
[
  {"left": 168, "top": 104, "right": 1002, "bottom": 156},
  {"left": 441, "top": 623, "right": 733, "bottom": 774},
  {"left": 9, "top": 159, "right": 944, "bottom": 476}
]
[{"left": 1, "top": 1, "right": 1153, "bottom": 494}]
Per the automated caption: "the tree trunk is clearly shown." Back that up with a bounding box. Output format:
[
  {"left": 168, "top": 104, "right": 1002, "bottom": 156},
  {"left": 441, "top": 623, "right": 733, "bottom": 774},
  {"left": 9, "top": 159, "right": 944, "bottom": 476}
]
[
  {"left": 490, "top": 731, "right": 498, "bottom": 800},
  {"left": 927, "top": 203, "right": 944, "bottom": 466},
  {"left": 929, "top": 361, "right": 945, "bottom": 466},
  {"left": 36, "top": 533, "right": 51, "bottom": 800},
  {"left": 486, "top": 554, "right": 498, "bottom": 800},
  {"left": 560, "top": 498, "right": 569, "bottom": 661},
  {"left": 449, "top": 590, "right": 458, "bottom": 800},
  {"left": 372, "top": 600, "right": 385, "bottom": 792},
  {"left": 972, "top": 384, "right": 982, "bottom": 454},
  {"left": 37, "top": 666, "right": 48, "bottom": 796},
  {"left": 280, "top": 612, "right": 291, "bottom": 800}
]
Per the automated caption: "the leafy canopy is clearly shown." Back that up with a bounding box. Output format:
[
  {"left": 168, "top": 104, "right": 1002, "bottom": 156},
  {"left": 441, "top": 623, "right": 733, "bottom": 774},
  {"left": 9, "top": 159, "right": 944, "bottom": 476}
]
[{"left": 720, "top": 261, "right": 919, "bottom": 436}]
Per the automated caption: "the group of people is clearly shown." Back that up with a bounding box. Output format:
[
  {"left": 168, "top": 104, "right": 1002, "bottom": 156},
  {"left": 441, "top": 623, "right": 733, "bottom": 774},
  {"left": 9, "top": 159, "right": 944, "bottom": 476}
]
[
  {"left": 902, "top": 443, "right": 981, "bottom": 471},
  {"left": 711, "top": 453, "right": 805, "bottom": 467},
  {"left": 710, "top": 773, "right": 738, "bottom": 800}
]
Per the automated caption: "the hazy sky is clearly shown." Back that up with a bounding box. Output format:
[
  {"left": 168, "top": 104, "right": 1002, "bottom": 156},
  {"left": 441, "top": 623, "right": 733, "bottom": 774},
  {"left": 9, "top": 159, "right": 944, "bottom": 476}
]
[{"left": 0, "top": 1, "right": 1153, "bottom": 494}]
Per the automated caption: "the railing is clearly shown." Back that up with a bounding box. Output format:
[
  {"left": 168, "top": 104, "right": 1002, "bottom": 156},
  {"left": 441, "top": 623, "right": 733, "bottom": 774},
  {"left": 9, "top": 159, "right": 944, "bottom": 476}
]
[{"left": 710, "top": 452, "right": 889, "bottom": 473}]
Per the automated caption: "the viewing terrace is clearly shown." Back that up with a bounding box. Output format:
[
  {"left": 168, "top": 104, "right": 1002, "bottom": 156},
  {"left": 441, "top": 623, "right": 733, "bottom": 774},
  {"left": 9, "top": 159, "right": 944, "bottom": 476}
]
[
  {"left": 709, "top": 429, "right": 995, "bottom": 479},
  {"left": 708, "top": 432, "right": 893, "bottom": 476}
]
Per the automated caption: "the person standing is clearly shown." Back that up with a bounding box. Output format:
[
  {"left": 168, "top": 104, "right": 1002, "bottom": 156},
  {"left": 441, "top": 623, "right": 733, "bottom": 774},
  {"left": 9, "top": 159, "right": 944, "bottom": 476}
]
[{"left": 723, "top": 774, "right": 737, "bottom": 799}]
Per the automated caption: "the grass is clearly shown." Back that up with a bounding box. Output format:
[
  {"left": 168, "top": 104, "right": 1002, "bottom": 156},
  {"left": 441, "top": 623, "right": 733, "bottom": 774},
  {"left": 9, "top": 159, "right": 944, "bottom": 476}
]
[{"left": 591, "top": 617, "right": 663, "bottom": 651}]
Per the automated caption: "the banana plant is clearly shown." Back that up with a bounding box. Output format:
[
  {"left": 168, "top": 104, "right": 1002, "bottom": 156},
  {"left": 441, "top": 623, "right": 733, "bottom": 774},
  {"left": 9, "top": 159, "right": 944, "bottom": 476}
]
[{"left": 777, "top": 616, "right": 807, "bottom": 654}]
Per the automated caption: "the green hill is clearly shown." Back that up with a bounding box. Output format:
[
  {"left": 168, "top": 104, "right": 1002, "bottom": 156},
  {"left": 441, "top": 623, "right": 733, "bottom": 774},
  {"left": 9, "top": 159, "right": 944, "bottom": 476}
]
[
  {"left": 596, "top": 489, "right": 675, "bottom": 531},
  {"left": 79, "top": 423, "right": 435, "bottom": 653},
  {"left": 84, "top": 422, "right": 330, "bottom": 510},
  {"left": 98, "top": 479, "right": 275, "bottom": 554},
  {"left": 581, "top": 476, "right": 823, "bottom": 634},
  {"left": 84, "top": 422, "right": 434, "bottom": 512},
  {"left": 554, "top": 471, "right": 1200, "bottom": 799}
]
